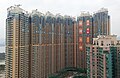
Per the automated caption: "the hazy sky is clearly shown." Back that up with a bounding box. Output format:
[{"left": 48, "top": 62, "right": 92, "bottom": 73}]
[{"left": 0, "top": 0, "right": 120, "bottom": 41}]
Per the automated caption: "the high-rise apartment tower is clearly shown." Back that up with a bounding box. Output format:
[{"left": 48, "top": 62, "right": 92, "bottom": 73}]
[
  {"left": 93, "top": 8, "right": 110, "bottom": 37},
  {"left": 6, "top": 5, "right": 30, "bottom": 78}
]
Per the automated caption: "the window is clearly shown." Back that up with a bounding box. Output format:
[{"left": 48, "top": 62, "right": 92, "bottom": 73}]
[
  {"left": 86, "top": 20, "right": 90, "bottom": 26},
  {"left": 94, "top": 41, "right": 96, "bottom": 45},
  {"left": 79, "top": 28, "right": 82, "bottom": 34},
  {"left": 79, "top": 20, "right": 83, "bottom": 26},
  {"left": 79, "top": 37, "right": 82, "bottom": 42},
  {"left": 86, "top": 37, "right": 90, "bottom": 43},
  {"left": 101, "top": 41, "right": 103, "bottom": 46},
  {"left": 86, "top": 28, "right": 90, "bottom": 34},
  {"left": 79, "top": 45, "right": 83, "bottom": 50},
  {"left": 111, "top": 41, "right": 114, "bottom": 45},
  {"left": 97, "top": 41, "right": 99, "bottom": 45}
]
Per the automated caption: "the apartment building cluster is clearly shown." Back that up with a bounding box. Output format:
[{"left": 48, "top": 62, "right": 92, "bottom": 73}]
[
  {"left": 6, "top": 5, "right": 75, "bottom": 78},
  {"left": 6, "top": 5, "right": 112, "bottom": 78}
]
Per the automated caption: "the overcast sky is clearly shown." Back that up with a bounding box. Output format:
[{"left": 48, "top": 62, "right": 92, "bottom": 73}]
[{"left": 0, "top": 0, "right": 120, "bottom": 41}]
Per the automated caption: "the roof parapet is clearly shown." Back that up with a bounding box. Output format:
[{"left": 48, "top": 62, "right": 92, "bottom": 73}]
[
  {"left": 7, "top": 4, "right": 28, "bottom": 14},
  {"left": 31, "top": 9, "right": 44, "bottom": 16},
  {"left": 80, "top": 11, "right": 91, "bottom": 17},
  {"left": 45, "top": 11, "right": 54, "bottom": 17},
  {"left": 94, "top": 8, "right": 108, "bottom": 14}
]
